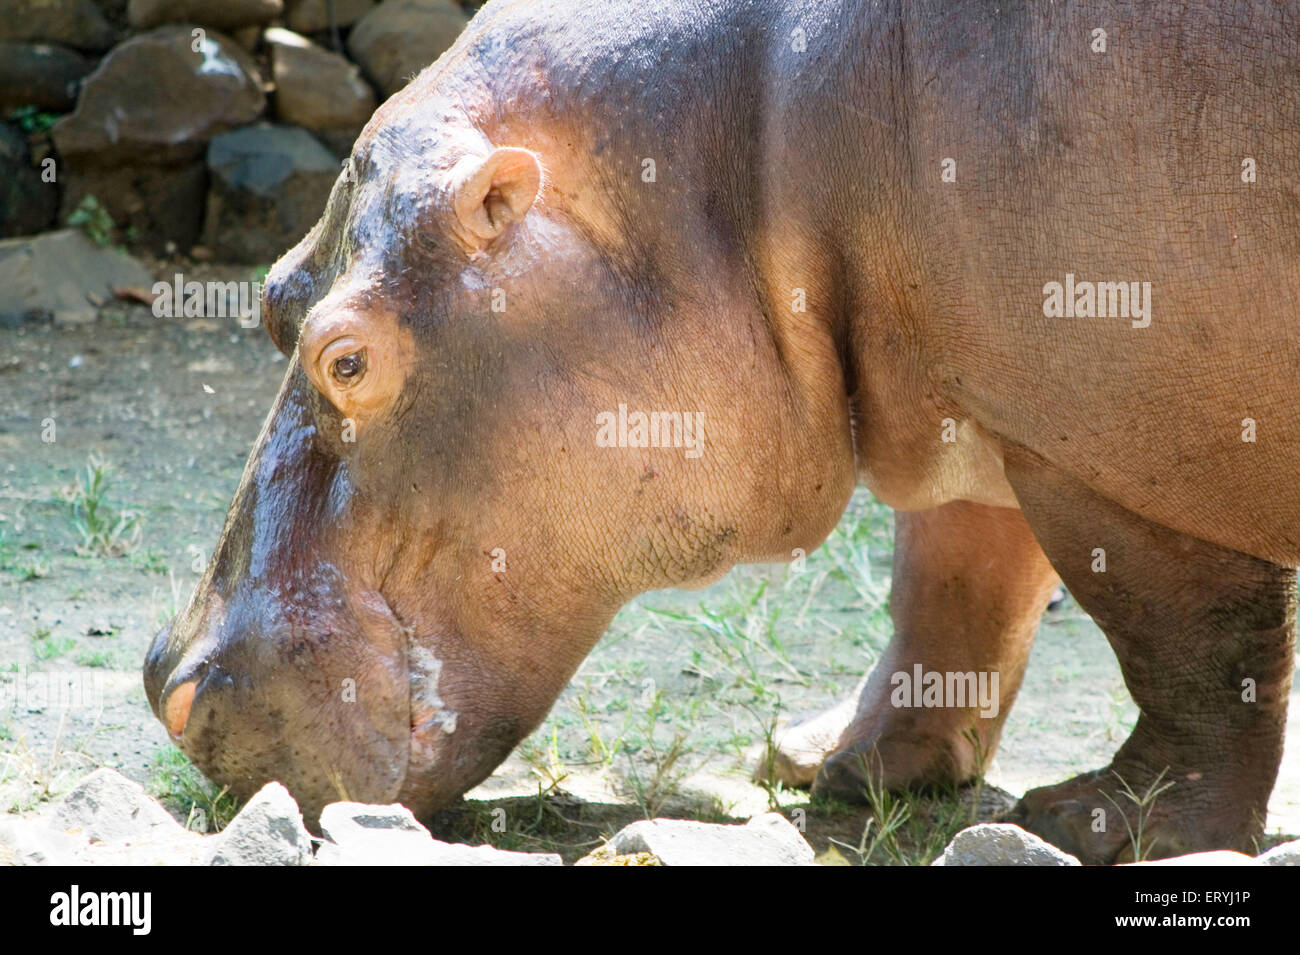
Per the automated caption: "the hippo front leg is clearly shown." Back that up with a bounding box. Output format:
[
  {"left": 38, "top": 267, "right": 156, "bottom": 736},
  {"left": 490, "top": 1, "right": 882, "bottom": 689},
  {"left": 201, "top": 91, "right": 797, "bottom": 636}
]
[
  {"left": 1003, "top": 448, "right": 1295, "bottom": 863},
  {"left": 758, "top": 500, "right": 1059, "bottom": 795}
]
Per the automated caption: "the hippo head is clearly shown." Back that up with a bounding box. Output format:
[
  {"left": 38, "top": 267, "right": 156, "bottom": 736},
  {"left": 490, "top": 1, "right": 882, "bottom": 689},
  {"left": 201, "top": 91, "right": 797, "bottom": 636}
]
[{"left": 144, "top": 16, "right": 856, "bottom": 824}]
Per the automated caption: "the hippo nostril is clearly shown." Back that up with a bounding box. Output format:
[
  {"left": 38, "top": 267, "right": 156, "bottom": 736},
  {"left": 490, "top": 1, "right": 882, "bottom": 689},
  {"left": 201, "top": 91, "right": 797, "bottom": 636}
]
[{"left": 162, "top": 679, "right": 199, "bottom": 739}]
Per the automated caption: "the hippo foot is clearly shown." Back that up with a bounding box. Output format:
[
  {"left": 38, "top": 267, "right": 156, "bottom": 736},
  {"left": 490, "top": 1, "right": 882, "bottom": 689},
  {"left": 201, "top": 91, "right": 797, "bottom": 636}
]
[
  {"left": 809, "top": 731, "right": 976, "bottom": 804},
  {"left": 1007, "top": 763, "right": 1264, "bottom": 865},
  {"left": 754, "top": 697, "right": 857, "bottom": 789}
]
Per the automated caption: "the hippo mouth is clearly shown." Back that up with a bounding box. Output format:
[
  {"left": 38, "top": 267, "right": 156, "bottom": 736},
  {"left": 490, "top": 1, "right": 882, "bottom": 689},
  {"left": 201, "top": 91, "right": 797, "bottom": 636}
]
[
  {"left": 398, "top": 640, "right": 463, "bottom": 810},
  {"left": 145, "top": 583, "right": 433, "bottom": 826}
]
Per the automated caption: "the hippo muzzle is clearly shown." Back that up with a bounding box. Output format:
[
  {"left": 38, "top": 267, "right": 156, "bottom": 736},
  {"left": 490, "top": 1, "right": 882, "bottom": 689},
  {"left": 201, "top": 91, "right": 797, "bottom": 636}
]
[{"left": 142, "top": 371, "right": 459, "bottom": 825}]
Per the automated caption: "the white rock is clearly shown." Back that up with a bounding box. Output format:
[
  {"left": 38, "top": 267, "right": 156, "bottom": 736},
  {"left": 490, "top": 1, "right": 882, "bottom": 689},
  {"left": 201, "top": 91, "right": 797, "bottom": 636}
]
[
  {"left": 53, "top": 768, "right": 184, "bottom": 844},
  {"left": 1257, "top": 839, "right": 1300, "bottom": 866},
  {"left": 316, "top": 802, "right": 561, "bottom": 866},
  {"left": 202, "top": 782, "right": 312, "bottom": 866},
  {"left": 932, "top": 824, "right": 1081, "bottom": 866},
  {"left": 0, "top": 816, "right": 90, "bottom": 865},
  {"left": 600, "top": 812, "right": 816, "bottom": 866}
]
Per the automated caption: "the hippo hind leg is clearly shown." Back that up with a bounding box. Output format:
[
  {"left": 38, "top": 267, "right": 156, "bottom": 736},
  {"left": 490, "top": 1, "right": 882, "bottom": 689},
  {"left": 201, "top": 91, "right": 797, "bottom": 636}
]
[
  {"left": 1004, "top": 448, "right": 1295, "bottom": 864},
  {"left": 757, "top": 499, "right": 1060, "bottom": 798}
]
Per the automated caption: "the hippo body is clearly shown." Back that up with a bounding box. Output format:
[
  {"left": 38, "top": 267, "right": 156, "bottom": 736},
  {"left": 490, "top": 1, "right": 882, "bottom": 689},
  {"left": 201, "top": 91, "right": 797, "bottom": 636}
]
[{"left": 145, "top": 0, "right": 1300, "bottom": 863}]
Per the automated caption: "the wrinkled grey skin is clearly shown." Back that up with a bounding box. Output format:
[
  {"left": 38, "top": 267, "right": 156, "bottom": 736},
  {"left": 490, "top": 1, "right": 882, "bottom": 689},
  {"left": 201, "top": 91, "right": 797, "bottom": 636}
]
[{"left": 146, "top": 0, "right": 1300, "bottom": 861}]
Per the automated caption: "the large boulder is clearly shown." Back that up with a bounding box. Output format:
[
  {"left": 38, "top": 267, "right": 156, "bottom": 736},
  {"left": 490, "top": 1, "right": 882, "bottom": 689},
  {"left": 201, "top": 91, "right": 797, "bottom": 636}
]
[
  {"left": 0, "top": 124, "right": 58, "bottom": 238},
  {"left": 285, "top": 0, "right": 375, "bottom": 34},
  {"left": 0, "top": 229, "right": 153, "bottom": 325},
  {"left": 267, "top": 28, "right": 375, "bottom": 133},
  {"left": 52, "top": 25, "right": 265, "bottom": 163},
  {"left": 0, "top": 43, "right": 95, "bottom": 111},
  {"left": 346, "top": 0, "right": 467, "bottom": 98},
  {"left": 202, "top": 123, "right": 338, "bottom": 262},
  {"left": 0, "top": 0, "right": 116, "bottom": 52},
  {"left": 127, "top": 0, "right": 283, "bottom": 31}
]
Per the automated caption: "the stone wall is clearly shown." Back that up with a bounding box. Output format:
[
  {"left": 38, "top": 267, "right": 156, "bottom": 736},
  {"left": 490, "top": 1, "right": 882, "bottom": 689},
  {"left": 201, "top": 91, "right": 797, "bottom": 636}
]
[{"left": 0, "top": 0, "right": 480, "bottom": 263}]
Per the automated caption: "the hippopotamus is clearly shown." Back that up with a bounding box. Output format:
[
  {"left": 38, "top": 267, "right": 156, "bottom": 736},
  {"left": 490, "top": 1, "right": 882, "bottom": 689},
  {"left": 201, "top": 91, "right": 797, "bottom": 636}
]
[{"left": 144, "top": 0, "right": 1300, "bottom": 863}]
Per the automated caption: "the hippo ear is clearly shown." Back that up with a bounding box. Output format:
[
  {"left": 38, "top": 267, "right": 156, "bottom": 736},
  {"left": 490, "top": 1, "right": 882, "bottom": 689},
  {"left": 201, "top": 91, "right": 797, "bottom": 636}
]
[{"left": 450, "top": 147, "right": 542, "bottom": 246}]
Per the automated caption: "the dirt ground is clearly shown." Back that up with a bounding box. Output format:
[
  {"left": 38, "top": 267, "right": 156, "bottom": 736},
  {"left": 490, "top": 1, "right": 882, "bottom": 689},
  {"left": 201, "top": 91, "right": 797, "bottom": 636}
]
[{"left": 1, "top": 271, "right": 1297, "bottom": 863}]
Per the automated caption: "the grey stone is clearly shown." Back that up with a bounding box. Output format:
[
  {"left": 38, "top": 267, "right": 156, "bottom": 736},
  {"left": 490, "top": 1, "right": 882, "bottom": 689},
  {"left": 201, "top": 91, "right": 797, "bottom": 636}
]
[
  {"left": 347, "top": 0, "right": 466, "bottom": 98},
  {"left": 203, "top": 123, "right": 337, "bottom": 262},
  {"left": 0, "top": 0, "right": 116, "bottom": 52},
  {"left": 267, "top": 28, "right": 376, "bottom": 131},
  {"left": 600, "top": 812, "right": 817, "bottom": 866},
  {"left": 0, "top": 124, "right": 58, "bottom": 238},
  {"left": 1258, "top": 839, "right": 1300, "bottom": 866},
  {"left": 932, "top": 823, "right": 1081, "bottom": 866},
  {"left": 52, "top": 25, "right": 265, "bottom": 163},
  {"left": 202, "top": 782, "right": 313, "bottom": 865},
  {"left": 127, "top": 0, "right": 283, "bottom": 31},
  {"left": 52, "top": 768, "right": 184, "bottom": 843},
  {"left": 317, "top": 801, "right": 562, "bottom": 866},
  {"left": 0, "top": 229, "right": 153, "bottom": 324},
  {"left": 0, "top": 42, "right": 95, "bottom": 111}
]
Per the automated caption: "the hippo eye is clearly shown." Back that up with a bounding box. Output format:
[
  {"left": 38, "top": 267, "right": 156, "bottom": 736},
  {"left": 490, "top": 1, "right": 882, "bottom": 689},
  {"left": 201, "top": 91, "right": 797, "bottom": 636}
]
[
  {"left": 302, "top": 323, "right": 407, "bottom": 422},
  {"left": 331, "top": 351, "right": 366, "bottom": 383}
]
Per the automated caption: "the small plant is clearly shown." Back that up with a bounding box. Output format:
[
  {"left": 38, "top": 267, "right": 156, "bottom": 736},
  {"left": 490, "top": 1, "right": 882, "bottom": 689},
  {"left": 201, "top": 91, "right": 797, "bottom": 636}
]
[
  {"left": 831, "top": 750, "right": 913, "bottom": 864},
  {"left": 0, "top": 533, "right": 48, "bottom": 580},
  {"left": 74, "top": 650, "right": 114, "bottom": 669},
  {"left": 518, "top": 724, "right": 571, "bottom": 795},
  {"left": 128, "top": 547, "right": 169, "bottom": 575},
  {"left": 32, "top": 626, "right": 75, "bottom": 661},
  {"left": 7, "top": 105, "right": 60, "bottom": 134},
  {"left": 66, "top": 194, "right": 116, "bottom": 247},
  {"left": 574, "top": 691, "right": 623, "bottom": 769},
  {"left": 960, "top": 724, "right": 993, "bottom": 826},
  {"left": 747, "top": 705, "right": 788, "bottom": 811},
  {"left": 149, "top": 746, "right": 240, "bottom": 833},
  {"left": 1103, "top": 767, "right": 1176, "bottom": 862},
  {"left": 64, "top": 454, "right": 139, "bottom": 557},
  {"left": 619, "top": 691, "right": 700, "bottom": 818}
]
